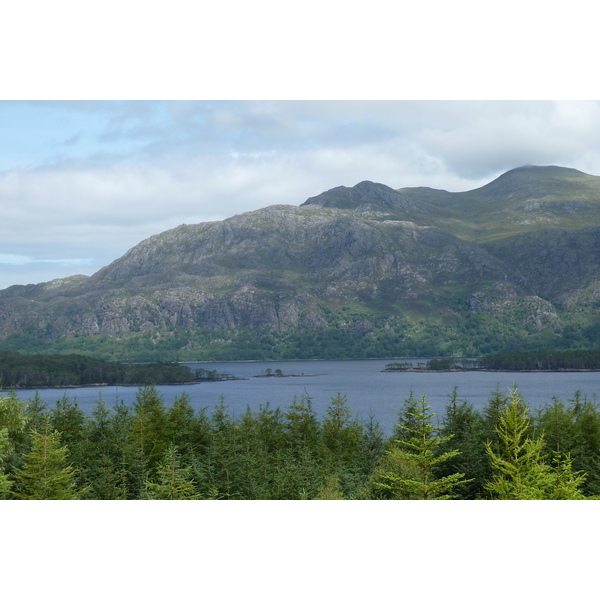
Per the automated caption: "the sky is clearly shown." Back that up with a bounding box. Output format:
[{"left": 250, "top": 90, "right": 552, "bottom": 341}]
[
  {"left": 0, "top": 0, "right": 598, "bottom": 296},
  {"left": 0, "top": 1, "right": 598, "bottom": 292},
  {"left": 3, "top": 99, "right": 600, "bottom": 290},
  {"left": 4, "top": 0, "right": 597, "bottom": 590}
]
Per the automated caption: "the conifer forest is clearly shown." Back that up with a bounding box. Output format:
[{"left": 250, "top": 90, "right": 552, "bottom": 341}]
[{"left": 1, "top": 383, "right": 599, "bottom": 500}]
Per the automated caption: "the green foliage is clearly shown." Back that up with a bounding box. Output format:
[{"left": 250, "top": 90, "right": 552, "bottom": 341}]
[
  {"left": 314, "top": 474, "right": 345, "bottom": 500},
  {"left": 2, "top": 381, "right": 599, "bottom": 500},
  {"left": 76, "top": 396, "right": 129, "bottom": 499},
  {"left": 144, "top": 444, "right": 200, "bottom": 499},
  {"left": 12, "top": 419, "right": 85, "bottom": 500},
  {"left": 480, "top": 349, "right": 600, "bottom": 371},
  {"left": 0, "top": 351, "right": 195, "bottom": 387},
  {"left": 485, "top": 386, "right": 586, "bottom": 499},
  {"left": 131, "top": 386, "right": 169, "bottom": 476},
  {"left": 534, "top": 392, "right": 600, "bottom": 496},
  {"left": 3, "top": 296, "right": 596, "bottom": 362},
  {"left": 0, "top": 390, "right": 29, "bottom": 442},
  {"left": 435, "top": 387, "right": 486, "bottom": 499},
  {"left": 373, "top": 393, "right": 472, "bottom": 499},
  {"left": 367, "top": 446, "right": 426, "bottom": 499},
  {"left": 0, "top": 428, "right": 12, "bottom": 498},
  {"left": 322, "top": 393, "right": 361, "bottom": 463}
]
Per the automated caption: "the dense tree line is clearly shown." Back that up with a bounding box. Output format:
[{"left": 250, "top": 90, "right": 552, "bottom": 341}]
[
  {"left": 479, "top": 349, "right": 600, "bottom": 371},
  {"left": 385, "top": 350, "right": 600, "bottom": 372},
  {"left": 1, "top": 383, "right": 599, "bottom": 499},
  {"left": 0, "top": 352, "right": 196, "bottom": 388}
]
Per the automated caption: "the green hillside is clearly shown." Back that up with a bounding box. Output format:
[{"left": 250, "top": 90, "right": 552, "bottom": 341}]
[{"left": 2, "top": 165, "right": 600, "bottom": 361}]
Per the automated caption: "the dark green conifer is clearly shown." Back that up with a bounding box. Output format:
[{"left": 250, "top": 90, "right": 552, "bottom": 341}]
[
  {"left": 0, "top": 428, "right": 12, "bottom": 498},
  {"left": 373, "top": 393, "right": 472, "bottom": 499},
  {"left": 485, "top": 386, "right": 586, "bottom": 499},
  {"left": 12, "top": 418, "right": 86, "bottom": 500},
  {"left": 145, "top": 444, "right": 200, "bottom": 500}
]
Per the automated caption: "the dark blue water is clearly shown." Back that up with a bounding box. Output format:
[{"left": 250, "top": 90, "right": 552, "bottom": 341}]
[{"left": 11, "top": 359, "right": 600, "bottom": 435}]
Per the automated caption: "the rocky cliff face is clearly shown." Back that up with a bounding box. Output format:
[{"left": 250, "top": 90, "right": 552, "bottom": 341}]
[{"left": 1, "top": 165, "right": 600, "bottom": 358}]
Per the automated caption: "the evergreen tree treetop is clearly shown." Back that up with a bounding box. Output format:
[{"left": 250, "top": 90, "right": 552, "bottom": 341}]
[{"left": 374, "top": 393, "right": 472, "bottom": 500}]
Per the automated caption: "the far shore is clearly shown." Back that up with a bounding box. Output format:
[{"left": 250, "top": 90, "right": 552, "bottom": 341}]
[{"left": 382, "top": 368, "right": 600, "bottom": 373}]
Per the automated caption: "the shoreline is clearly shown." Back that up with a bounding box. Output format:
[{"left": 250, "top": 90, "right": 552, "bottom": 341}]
[
  {"left": 382, "top": 368, "right": 600, "bottom": 373},
  {"left": 7, "top": 381, "right": 204, "bottom": 391}
]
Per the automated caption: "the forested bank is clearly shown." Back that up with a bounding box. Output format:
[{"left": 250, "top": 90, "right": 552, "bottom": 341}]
[
  {"left": 1, "top": 384, "right": 599, "bottom": 500},
  {"left": 0, "top": 352, "right": 196, "bottom": 388},
  {"left": 478, "top": 349, "right": 600, "bottom": 371},
  {"left": 384, "top": 349, "right": 600, "bottom": 372}
]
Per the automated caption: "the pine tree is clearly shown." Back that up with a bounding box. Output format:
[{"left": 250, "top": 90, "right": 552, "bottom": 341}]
[
  {"left": 165, "top": 393, "right": 196, "bottom": 457},
  {"left": 392, "top": 390, "right": 421, "bottom": 443},
  {"left": 276, "top": 393, "right": 324, "bottom": 499},
  {"left": 25, "top": 391, "right": 47, "bottom": 433},
  {"left": 535, "top": 396, "right": 575, "bottom": 456},
  {"left": 0, "top": 390, "right": 29, "bottom": 448},
  {"left": 132, "top": 385, "right": 168, "bottom": 470},
  {"left": 322, "top": 393, "right": 362, "bottom": 464},
  {"left": 12, "top": 419, "right": 85, "bottom": 500},
  {"left": 144, "top": 444, "right": 200, "bottom": 500},
  {"left": 367, "top": 446, "right": 424, "bottom": 499},
  {"left": 373, "top": 393, "right": 472, "bottom": 499},
  {"left": 436, "top": 387, "right": 486, "bottom": 499},
  {"left": 80, "top": 396, "right": 128, "bottom": 500},
  {"left": 485, "top": 386, "right": 587, "bottom": 499},
  {"left": 234, "top": 405, "right": 287, "bottom": 500},
  {"left": 569, "top": 396, "right": 600, "bottom": 495},
  {"left": 314, "top": 474, "right": 345, "bottom": 500},
  {"left": 0, "top": 428, "right": 13, "bottom": 499},
  {"left": 354, "top": 412, "right": 386, "bottom": 498},
  {"left": 205, "top": 397, "right": 240, "bottom": 498},
  {"left": 48, "top": 392, "right": 87, "bottom": 489}
]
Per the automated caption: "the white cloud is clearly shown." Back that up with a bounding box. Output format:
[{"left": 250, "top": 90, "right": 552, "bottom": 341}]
[
  {"left": 0, "top": 254, "right": 92, "bottom": 267},
  {"left": 3, "top": 100, "right": 600, "bottom": 290}
]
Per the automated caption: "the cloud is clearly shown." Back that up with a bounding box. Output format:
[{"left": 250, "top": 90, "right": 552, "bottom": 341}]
[
  {"left": 3, "top": 100, "right": 600, "bottom": 290},
  {"left": 0, "top": 254, "right": 92, "bottom": 267}
]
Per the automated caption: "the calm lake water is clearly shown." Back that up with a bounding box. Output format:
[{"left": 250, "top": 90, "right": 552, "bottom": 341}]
[{"left": 11, "top": 359, "right": 600, "bottom": 436}]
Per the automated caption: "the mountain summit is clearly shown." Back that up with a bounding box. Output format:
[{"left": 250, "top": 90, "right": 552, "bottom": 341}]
[{"left": 2, "top": 165, "right": 600, "bottom": 361}]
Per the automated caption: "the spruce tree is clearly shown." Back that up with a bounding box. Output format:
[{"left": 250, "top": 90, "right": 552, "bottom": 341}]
[
  {"left": 80, "top": 397, "right": 128, "bottom": 500},
  {"left": 165, "top": 393, "right": 196, "bottom": 457},
  {"left": 277, "top": 394, "right": 324, "bottom": 499},
  {"left": 25, "top": 391, "right": 47, "bottom": 433},
  {"left": 0, "top": 428, "right": 13, "bottom": 499},
  {"left": 373, "top": 393, "right": 471, "bottom": 499},
  {"left": 485, "top": 386, "right": 587, "bottom": 499},
  {"left": 314, "top": 474, "right": 345, "bottom": 500},
  {"left": 12, "top": 419, "right": 85, "bottom": 500},
  {"left": 322, "top": 393, "right": 362, "bottom": 464},
  {"left": 207, "top": 397, "right": 239, "bottom": 498},
  {"left": 144, "top": 444, "right": 200, "bottom": 500},
  {"left": 132, "top": 385, "right": 168, "bottom": 471},
  {"left": 0, "top": 391, "right": 29, "bottom": 449},
  {"left": 436, "top": 387, "right": 486, "bottom": 499},
  {"left": 569, "top": 396, "right": 600, "bottom": 495}
]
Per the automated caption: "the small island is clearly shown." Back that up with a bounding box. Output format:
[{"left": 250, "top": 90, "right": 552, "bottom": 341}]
[
  {"left": 253, "top": 368, "right": 316, "bottom": 378},
  {"left": 194, "top": 367, "right": 246, "bottom": 382}
]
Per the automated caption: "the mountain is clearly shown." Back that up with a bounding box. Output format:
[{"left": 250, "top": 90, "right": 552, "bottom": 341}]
[{"left": 2, "top": 165, "right": 600, "bottom": 361}]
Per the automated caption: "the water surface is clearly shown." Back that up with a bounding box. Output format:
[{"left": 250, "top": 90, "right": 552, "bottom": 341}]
[{"left": 12, "top": 359, "right": 600, "bottom": 435}]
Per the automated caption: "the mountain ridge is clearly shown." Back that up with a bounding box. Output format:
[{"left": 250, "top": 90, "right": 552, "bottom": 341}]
[{"left": 2, "top": 165, "right": 600, "bottom": 361}]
